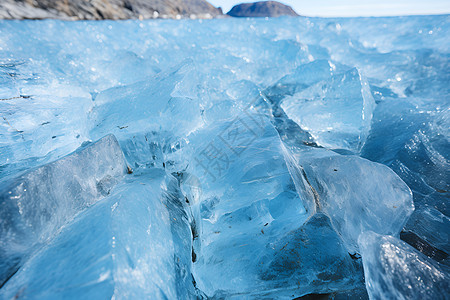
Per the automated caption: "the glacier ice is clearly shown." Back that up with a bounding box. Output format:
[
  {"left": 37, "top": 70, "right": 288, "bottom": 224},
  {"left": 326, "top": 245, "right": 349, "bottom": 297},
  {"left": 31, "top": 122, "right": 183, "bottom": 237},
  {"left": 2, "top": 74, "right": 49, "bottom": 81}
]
[
  {"left": 264, "top": 59, "right": 350, "bottom": 104},
  {"left": 90, "top": 60, "right": 204, "bottom": 141},
  {"left": 261, "top": 213, "right": 364, "bottom": 297},
  {"left": 183, "top": 111, "right": 313, "bottom": 297},
  {"left": 282, "top": 144, "right": 414, "bottom": 253},
  {"left": 0, "top": 134, "right": 126, "bottom": 287},
  {"left": 359, "top": 232, "right": 450, "bottom": 300},
  {"left": 0, "top": 15, "right": 449, "bottom": 299},
  {"left": 0, "top": 169, "right": 197, "bottom": 299},
  {"left": 362, "top": 99, "right": 449, "bottom": 216},
  {"left": 401, "top": 207, "right": 450, "bottom": 265},
  {"left": 281, "top": 68, "right": 376, "bottom": 152}
]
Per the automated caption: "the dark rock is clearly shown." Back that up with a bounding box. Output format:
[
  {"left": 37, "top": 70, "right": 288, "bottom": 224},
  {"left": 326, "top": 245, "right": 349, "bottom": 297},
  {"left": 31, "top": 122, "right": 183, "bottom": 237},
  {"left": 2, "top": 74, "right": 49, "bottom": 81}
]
[
  {"left": 227, "top": 1, "right": 299, "bottom": 18},
  {"left": 0, "top": 0, "right": 222, "bottom": 20}
]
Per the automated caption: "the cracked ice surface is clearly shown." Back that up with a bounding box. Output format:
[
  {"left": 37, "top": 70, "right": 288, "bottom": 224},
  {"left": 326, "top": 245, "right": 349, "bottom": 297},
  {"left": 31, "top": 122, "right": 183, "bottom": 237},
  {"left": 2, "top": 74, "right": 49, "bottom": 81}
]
[{"left": 0, "top": 15, "right": 449, "bottom": 299}]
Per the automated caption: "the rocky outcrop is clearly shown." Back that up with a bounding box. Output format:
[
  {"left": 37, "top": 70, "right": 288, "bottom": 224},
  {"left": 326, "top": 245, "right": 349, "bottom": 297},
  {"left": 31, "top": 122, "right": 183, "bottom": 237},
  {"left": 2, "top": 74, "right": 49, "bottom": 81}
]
[
  {"left": 227, "top": 1, "right": 299, "bottom": 18},
  {"left": 0, "top": 0, "right": 222, "bottom": 20}
]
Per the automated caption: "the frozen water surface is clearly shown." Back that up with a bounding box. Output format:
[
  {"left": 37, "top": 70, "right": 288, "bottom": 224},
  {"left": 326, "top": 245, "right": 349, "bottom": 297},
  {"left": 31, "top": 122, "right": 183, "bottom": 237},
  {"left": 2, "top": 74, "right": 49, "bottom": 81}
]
[{"left": 0, "top": 15, "right": 449, "bottom": 299}]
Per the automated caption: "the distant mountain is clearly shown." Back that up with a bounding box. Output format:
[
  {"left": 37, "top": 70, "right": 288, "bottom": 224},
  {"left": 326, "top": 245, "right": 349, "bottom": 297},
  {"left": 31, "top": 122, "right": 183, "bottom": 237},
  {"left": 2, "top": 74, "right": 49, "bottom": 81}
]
[
  {"left": 227, "top": 1, "right": 299, "bottom": 18},
  {"left": 0, "top": 0, "right": 223, "bottom": 20}
]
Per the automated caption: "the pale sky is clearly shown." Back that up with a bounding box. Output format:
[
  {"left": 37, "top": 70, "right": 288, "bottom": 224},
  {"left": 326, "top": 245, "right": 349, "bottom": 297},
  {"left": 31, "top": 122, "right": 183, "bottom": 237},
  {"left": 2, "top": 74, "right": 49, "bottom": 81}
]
[{"left": 208, "top": 0, "right": 450, "bottom": 17}]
